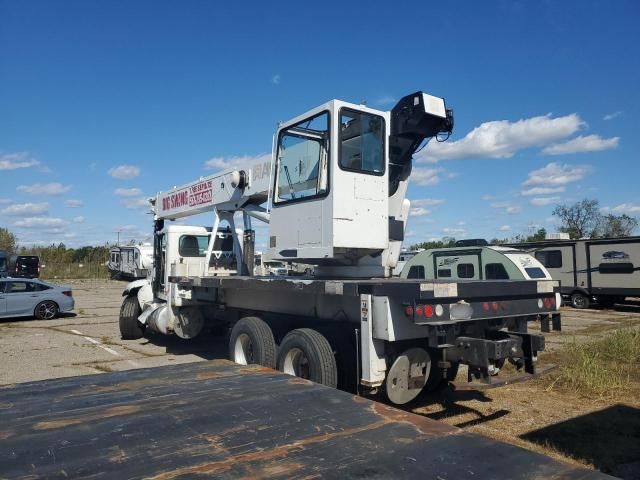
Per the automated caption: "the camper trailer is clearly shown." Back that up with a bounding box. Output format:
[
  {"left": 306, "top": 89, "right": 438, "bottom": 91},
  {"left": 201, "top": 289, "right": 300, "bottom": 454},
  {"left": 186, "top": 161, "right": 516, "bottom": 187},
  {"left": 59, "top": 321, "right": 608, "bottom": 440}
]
[
  {"left": 108, "top": 244, "right": 154, "bottom": 280},
  {"left": 401, "top": 245, "right": 552, "bottom": 281},
  {"left": 506, "top": 236, "right": 640, "bottom": 308}
]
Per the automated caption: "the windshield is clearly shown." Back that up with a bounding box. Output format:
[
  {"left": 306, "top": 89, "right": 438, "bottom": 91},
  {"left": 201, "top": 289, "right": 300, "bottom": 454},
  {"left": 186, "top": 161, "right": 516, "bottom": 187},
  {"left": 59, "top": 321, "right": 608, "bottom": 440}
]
[
  {"left": 275, "top": 112, "right": 329, "bottom": 203},
  {"left": 0, "top": 257, "right": 6, "bottom": 270}
]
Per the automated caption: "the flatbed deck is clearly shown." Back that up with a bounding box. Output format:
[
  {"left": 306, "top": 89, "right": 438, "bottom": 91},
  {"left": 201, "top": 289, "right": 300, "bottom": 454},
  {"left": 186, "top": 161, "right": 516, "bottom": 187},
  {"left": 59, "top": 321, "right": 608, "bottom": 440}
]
[{"left": 0, "top": 361, "right": 607, "bottom": 479}]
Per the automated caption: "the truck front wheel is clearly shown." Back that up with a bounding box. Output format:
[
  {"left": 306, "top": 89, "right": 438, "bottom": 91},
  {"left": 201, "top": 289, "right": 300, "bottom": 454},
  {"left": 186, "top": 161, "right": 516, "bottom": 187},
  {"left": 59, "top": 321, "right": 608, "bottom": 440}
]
[
  {"left": 277, "top": 329, "right": 337, "bottom": 388},
  {"left": 229, "top": 317, "right": 276, "bottom": 368},
  {"left": 119, "top": 295, "right": 144, "bottom": 340}
]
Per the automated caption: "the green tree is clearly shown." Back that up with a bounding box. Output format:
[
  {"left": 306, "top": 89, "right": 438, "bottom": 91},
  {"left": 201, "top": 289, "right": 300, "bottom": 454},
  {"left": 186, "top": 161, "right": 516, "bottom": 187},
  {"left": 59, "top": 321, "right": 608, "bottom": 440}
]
[
  {"left": 0, "top": 227, "right": 17, "bottom": 253},
  {"left": 599, "top": 214, "right": 638, "bottom": 238},
  {"left": 552, "top": 199, "right": 601, "bottom": 239}
]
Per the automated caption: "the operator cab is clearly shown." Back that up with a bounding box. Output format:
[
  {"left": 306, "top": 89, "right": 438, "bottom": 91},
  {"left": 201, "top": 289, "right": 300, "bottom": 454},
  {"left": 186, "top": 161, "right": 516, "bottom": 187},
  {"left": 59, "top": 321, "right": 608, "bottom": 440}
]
[{"left": 267, "top": 92, "right": 452, "bottom": 277}]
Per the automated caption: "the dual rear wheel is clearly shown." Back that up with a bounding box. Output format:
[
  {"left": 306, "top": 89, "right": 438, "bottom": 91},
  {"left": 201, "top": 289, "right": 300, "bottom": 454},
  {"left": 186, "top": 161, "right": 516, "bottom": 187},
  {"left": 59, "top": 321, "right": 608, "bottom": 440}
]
[{"left": 228, "top": 318, "right": 337, "bottom": 388}]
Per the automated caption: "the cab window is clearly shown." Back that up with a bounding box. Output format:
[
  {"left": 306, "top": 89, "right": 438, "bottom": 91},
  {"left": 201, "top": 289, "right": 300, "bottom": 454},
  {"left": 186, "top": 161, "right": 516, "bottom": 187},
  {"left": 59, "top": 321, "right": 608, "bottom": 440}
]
[
  {"left": 486, "top": 263, "right": 509, "bottom": 280},
  {"left": 275, "top": 112, "right": 329, "bottom": 203},
  {"left": 339, "top": 109, "right": 385, "bottom": 175},
  {"left": 179, "top": 235, "right": 210, "bottom": 257},
  {"left": 407, "top": 265, "right": 425, "bottom": 279}
]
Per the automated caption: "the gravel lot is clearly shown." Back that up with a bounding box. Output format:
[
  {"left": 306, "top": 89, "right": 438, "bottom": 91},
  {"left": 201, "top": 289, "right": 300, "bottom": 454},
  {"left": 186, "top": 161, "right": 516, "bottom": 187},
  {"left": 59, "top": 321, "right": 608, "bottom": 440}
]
[{"left": 0, "top": 279, "right": 227, "bottom": 385}]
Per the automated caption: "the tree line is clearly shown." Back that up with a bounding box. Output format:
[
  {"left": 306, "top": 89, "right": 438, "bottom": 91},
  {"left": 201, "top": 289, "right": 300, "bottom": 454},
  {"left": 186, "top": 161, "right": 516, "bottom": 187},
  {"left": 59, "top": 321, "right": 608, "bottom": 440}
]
[{"left": 410, "top": 198, "right": 638, "bottom": 251}]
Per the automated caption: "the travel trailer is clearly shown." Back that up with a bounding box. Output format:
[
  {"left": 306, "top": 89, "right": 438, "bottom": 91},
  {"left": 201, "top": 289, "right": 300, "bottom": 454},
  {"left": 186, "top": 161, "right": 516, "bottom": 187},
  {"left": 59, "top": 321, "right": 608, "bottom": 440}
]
[
  {"left": 400, "top": 245, "right": 552, "bottom": 281},
  {"left": 507, "top": 236, "right": 640, "bottom": 308},
  {"left": 108, "top": 244, "right": 154, "bottom": 279}
]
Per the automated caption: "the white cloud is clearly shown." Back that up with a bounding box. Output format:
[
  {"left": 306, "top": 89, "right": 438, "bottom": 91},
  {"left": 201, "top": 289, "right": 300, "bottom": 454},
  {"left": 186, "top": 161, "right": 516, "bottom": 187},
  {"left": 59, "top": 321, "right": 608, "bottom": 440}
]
[
  {"left": 271, "top": 74, "right": 281, "bottom": 85},
  {"left": 411, "top": 167, "right": 443, "bottom": 186},
  {"left": 499, "top": 225, "right": 511, "bottom": 231},
  {"left": 491, "top": 202, "right": 522, "bottom": 215},
  {"left": 521, "top": 186, "right": 565, "bottom": 196},
  {"left": 410, "top": 207, "right": 431, "bottom": 216},
  {"left": 13, "top": 217, "right": 69, "bottom": 228},
  {"left": 411, "top": 198, "right": 445, "bottom": 208},
  {"left": 601, "top": 203, "right": 640, "bottom": 214},
  {"left": 481, "top": 195, "right": 495, "bottom": 201},
  {"left": 114, "top": 187, "right": 142, "bottom": 197},
  {"left": 542, "top": 135, "right": 619, "bottom": 155},
  {"left": 72, "top": 216, "right": 85, "bottom": 223},
  {"left": 120, "top": 197, "right": 150, "bottom": 209},
  {"left": 1, "top": 202, "right": 49, "bottom": 216},
  {"left": 0, "top": 152, "right": 40, "bottom": 170},
  {"left": 443, "top": 227, "right": 466, "bottom": 236},
  {"left": 375, "top": 96, "right": 396, "bottom": 106},
  {"left": 116, "top": 225, "right": 140, "bottom": 232},
  {"left": 457, "top": 221, "right": 466, "bottom": 226},
  {"left": 523, "top": 162, "right": 591, "bottom": 187},
  {"left": 108, "top": 165, "right": 140, "bottom": 179},
  {"left": 0, "top": 198, "right": 11, "bottom": 204},
  {"left": 204, "top": 153, "right": 271, "bottom": 171},
  {"left": 603, "top": 111, "right": 622, "bottom": 121},
  {"left": 16, "top": 182, "right": 71, "bottom": 196},
  {"left": 65, "top": 199, "right": 83, "bottom": 208},
  {"left": 419, "top": 113, "right": 584, "bottom": 162},
  {"left": 529, "top": 196, "right": 561, "bottom": 207}
]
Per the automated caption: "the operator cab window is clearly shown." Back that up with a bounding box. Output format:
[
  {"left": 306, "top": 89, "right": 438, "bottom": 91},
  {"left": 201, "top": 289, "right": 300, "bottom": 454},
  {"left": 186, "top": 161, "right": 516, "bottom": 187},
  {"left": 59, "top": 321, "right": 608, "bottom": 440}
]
[
  {"left": 179, "top": 235, "right": 210, "bottom": 257},
  {"left": 275, "top": 111, "right": 329, "bottom": 203},
  {"left": 339, "top": 109, "right": 385, "bottom": 175}
]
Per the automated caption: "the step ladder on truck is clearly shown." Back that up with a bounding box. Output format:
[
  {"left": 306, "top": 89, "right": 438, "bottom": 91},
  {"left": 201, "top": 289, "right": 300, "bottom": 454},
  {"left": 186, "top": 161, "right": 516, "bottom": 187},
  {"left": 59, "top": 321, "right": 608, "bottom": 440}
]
[{"left": 119, "top": 91, "right": 562, "bottom": 405}]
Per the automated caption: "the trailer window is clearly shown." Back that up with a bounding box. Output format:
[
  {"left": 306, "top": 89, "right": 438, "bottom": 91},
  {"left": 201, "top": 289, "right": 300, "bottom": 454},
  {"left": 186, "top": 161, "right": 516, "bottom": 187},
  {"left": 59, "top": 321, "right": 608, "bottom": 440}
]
[
  {"left": 179, "top": 235, "right": 209, "bottom": 257},
  {"left": 457, "top": 263, "right": 475, "bottom": 278},
  {"left": 525, "top": 267, "right": 547, "bottom": 279},
  {"left": 485, "top": 263, "right": 509, "bottom": 279},
  {"left": 339, "top": 109, "right": 385, "bottom": 175},
  {"left": 437, "top": 269, "right": 451, "bottom": 278},
  {"left": 535, "top": 250, "right": 562, "bottom": 268},
  {"left": 599, "top": 262, "right": 634, "bottom": 274},
  {"left": 275, "top": 111, "right": 329, "bottom": 204},
  {"left": 407, "top": 265, "right": 425, "bottom": 279}
]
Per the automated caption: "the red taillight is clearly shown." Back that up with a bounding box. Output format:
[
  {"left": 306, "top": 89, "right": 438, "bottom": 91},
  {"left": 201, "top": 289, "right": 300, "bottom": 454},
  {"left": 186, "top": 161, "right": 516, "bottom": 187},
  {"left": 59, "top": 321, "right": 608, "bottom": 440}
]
[
  {"left": 543, "top": 297, "right": 555, "bottom": 309},
  {"left": 482, "top": 302, "right": 490, "bottom": 312},
  {"left": 62, "top": 291, "right": 72, "bottom": 297},
  {"left": 415, "top": 305, "right": 424, "bottom": 317},
  {"left": 404, "top": 305, "right": 414, "bottom": 317},
  {"left": 424, "top": 305, "right": 434, "bottom": 318},
  {"left": 492, "top": 302, "right": 499, "bottom": 312}
]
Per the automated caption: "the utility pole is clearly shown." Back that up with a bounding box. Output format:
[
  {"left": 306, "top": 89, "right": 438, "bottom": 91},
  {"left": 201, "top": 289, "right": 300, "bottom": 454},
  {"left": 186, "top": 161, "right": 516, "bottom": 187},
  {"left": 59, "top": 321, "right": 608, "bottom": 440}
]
[{"left": 116, "top": 230, "right": 121, "bottom": 246}]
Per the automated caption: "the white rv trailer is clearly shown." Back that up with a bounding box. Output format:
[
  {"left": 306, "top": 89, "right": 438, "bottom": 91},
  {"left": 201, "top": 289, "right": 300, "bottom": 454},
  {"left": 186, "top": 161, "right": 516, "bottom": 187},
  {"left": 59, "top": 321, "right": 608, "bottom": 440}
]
[
  {"left": 401, "top": 245, "right": 552, "bottom": 281},
  {"left": 506, "top": 237, "right": 640, "bottom": 308},
  {"left": 108, "top": 244, "right": 154, "bottom": 279}
]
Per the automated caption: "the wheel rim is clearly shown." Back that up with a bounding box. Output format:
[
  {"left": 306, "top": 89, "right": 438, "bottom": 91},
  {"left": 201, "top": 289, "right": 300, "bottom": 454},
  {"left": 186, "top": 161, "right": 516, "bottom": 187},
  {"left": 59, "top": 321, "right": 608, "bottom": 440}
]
[
  {"left": 573, "top": 295, "right": 586, "bottom": 308},
  {"left": 37, "top": 302, "right": 57, "bottom": 320},
  {"left": 282, "top": 347, "right": 310, "bottom": 379},
  {"left": 233, "top": 333, "right": 253, "bottom": 365}
]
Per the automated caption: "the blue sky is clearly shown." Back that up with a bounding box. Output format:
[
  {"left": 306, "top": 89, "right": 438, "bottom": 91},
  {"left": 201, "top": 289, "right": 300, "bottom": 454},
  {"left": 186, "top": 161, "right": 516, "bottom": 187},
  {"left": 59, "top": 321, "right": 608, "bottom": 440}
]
[{"left": 1, "top": 0, "right": 639, "bottom": 249}]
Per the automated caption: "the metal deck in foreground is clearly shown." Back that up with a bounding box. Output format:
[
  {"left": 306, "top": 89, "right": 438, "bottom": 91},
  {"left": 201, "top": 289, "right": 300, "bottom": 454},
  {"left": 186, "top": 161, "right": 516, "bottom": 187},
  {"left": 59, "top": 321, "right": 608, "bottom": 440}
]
[{"left": 0, "top": 361, "right": 608, "bottom": 479}]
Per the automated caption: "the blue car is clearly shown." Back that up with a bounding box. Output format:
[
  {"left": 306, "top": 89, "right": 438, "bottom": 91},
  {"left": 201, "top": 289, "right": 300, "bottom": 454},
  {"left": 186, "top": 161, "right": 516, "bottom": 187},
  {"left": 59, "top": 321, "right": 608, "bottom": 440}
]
[{"left": 0, "top": 278, "right": 74, "bottom": 320}]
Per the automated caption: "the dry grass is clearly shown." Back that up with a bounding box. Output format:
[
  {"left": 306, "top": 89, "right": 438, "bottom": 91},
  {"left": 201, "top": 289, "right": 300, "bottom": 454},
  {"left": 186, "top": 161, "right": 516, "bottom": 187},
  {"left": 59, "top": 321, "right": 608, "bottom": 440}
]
[{"left": 546, "top": 328, "right": 640, "bottom": 398}]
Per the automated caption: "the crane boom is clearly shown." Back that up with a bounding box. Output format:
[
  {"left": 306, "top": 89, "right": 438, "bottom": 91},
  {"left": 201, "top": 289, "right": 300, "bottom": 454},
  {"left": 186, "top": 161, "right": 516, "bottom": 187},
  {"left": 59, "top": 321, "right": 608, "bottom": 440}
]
[{"left": 153, "top": 158, "right": 272, "bottom": 221}]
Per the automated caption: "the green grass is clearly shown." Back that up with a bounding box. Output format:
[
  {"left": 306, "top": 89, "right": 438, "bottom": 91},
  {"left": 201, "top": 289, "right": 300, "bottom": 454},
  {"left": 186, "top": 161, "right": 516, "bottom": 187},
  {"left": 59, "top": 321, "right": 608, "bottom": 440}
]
[
  {"left": 40, "top": 263, "right": 110, "bottom": 280},
  {"left": 547, "top": 328, "right": 640, "bottom": 397}
]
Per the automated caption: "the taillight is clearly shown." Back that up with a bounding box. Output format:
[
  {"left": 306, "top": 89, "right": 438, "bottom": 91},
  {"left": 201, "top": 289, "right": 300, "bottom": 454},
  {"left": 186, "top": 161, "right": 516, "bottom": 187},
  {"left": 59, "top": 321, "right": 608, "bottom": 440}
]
[
  {"left": 404, "top": 305, "right": 414, "bottom": 317},
  {"left": 415, "top": 305, "right": 424, "bottom": 317},
  {"left": 492, "top": 302, "right": 499, "bottom": 312},
  {"left": 424, "top": 304, "right": 434, "bottom": 318},
  {"left": 482, "top": 302, "right": 490, "bottom": 312},
  {"left": 62, "top": 291, "right": 72, "bottom": 297}
]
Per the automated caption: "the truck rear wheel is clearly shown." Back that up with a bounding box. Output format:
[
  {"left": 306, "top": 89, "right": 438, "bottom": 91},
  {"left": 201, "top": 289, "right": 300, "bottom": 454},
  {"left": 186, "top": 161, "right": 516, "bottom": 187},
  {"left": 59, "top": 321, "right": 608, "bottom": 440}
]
[
  {"left": 571, "top": 292, "right": 590, "bottom": 309},
  {"left": 229, "top": 317, "right": 276, "bottom": 368},
  {"left": 119, "top": 296, "right": 144, "bottom": 340},
  {"left": 277, "top": 328, "right": 337, "bottom": 388}
]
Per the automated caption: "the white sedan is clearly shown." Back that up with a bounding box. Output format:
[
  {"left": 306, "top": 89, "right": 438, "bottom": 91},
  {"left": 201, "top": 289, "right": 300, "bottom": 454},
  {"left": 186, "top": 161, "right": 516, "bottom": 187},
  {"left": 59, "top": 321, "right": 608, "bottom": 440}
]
[{"left": 0, "top": 278, "right": 74, "bottom": 320}]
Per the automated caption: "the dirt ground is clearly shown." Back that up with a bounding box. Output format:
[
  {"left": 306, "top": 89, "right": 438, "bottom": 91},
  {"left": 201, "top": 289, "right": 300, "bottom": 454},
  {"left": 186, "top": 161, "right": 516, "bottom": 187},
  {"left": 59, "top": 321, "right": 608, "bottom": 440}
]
[{"left": 1, "top": 279, "right": 639, "bottom": 477}]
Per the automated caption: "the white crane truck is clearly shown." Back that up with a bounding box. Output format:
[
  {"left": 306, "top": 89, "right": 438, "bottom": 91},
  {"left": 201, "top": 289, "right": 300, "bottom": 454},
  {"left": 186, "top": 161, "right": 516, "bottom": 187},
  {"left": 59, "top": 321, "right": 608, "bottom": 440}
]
[{"left": 119, "top": 91, "right": 562, "bottom": 405}]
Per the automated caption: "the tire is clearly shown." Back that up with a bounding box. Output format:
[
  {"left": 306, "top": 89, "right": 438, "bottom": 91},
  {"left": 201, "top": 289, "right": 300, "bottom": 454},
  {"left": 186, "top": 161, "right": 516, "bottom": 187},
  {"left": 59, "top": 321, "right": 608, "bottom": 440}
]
[
  {"left": 34, "top": 301, "right": 59, "bottom": 320},
  {"left": 119, "top": 295, "right": 144, "bottom": 340},
  {"left": 229, "top": 317, "right": 276, "bottom": 368},
  {"left": 277, "top": 328, "right": 337, "bottom": 388},
  {"left": 571, "top": 292, "right": 590, "bottom": 309}
]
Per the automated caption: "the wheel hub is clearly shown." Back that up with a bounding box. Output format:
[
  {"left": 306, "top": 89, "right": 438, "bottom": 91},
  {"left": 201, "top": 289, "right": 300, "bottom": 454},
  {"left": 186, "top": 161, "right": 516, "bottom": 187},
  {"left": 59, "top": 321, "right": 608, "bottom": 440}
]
[{"left": 385, "top": 348, "right": 431, "bottom": 405}]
